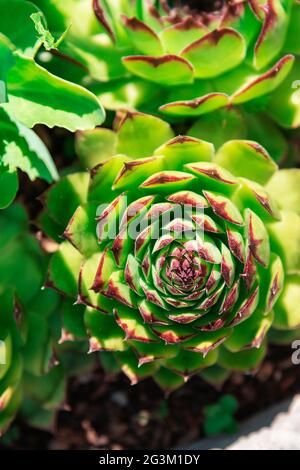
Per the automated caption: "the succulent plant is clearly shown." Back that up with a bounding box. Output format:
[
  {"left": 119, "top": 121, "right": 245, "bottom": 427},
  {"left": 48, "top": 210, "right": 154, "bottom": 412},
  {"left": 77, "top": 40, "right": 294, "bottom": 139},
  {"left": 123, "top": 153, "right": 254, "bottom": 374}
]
[
  {"left": 0, "top": 204, "right": 92, "bottom": 434},
  {"left": 33, "top": 0, "right": 300, "bottom": 126},
  {"left": 41, "top": 112, "right": 300, "bottom": 392}
]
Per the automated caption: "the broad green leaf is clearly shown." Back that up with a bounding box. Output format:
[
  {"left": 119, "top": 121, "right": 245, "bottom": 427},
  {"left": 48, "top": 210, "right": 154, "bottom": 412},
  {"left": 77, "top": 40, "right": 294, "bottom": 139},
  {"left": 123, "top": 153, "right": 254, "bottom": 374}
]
[
  {"left": 0, "top": 107, "right": 58, "bottom": 182},
  {"left": 0, "top": 167, "right": 18, "bottom": 209},
  {"left": 0, "top": 107, "right": 58, "bottom": 208},
  {"left": 4, "top": 54, "right": 105, "bottom": 131},
  {"left": 0, "top": 0, "right": 42, "bottom": 57}
]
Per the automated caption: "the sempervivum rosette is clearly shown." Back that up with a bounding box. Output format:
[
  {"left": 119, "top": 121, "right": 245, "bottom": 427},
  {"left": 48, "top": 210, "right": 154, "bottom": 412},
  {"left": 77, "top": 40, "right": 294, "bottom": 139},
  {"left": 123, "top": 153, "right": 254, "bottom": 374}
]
[
  {"left": 34, "top": 0, "right": 299, "bottom": 124},
  {"left": 42, "top": 113, "right": 300, "bottom": 392}
]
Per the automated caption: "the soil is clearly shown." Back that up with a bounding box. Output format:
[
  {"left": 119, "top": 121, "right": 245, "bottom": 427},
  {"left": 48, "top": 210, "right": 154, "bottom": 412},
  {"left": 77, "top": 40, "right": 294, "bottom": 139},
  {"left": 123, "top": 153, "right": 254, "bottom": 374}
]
[{"left": 2, "top": 344, "right": 299, "bottom": 450}]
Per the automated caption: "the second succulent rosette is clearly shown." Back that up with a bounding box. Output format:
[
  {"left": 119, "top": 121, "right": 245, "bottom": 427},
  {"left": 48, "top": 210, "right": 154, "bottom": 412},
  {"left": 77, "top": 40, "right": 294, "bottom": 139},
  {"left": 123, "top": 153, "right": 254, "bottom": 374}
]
[
  {"left": 34, "top": 0, "right": 300, "bottom": 128},
  {"left": 42, "top": 113, "right": 300, "bottom": 392}
]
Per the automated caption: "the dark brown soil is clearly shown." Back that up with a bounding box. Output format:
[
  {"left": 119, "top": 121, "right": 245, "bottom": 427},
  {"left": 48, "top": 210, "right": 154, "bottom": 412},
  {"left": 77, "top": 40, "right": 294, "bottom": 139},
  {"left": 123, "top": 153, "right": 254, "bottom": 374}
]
[{"left": 3, "top": 344, "right": 299, "bottom": 450}]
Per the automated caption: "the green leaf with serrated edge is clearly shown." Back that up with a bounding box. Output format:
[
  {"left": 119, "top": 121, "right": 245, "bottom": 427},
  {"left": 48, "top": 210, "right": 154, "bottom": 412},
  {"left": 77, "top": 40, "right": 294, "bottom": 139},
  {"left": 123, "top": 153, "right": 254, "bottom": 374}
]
[
  {"left": 3, "top": 55, "right": 105, "bottom": 131},
  {"left": 0, "top": 108, "right": 58, "bottom": 183},
  {"left": 154, "top": 367, "right": 185, "bottom": 393},
  {"left": 122, "top": 55, "right": 194, "bottom": 86},
  {"left": 218, "top": 342, "right": 267, "bottom": 372},
  {"left": 43, "top": 172, "right": 89, "bottom": 227},
  {"left": 160, "top": 93, "right": 229, "bottom": 117},
  {"left": 266, "top": 58, "right": 300, "bottom": 128},
  {"left": 253, "top": 0, "right": 290, "bottom": 70},
  {"left": 64, "top": 204, "right": 99, "bottom": 257},
  {"left": 37, "top": 210, "right": 62, "bottom": 243},
  {"left": 163, "top": 349, "right": 218, "bottom": 377},
  {"left": 0, "top": 167, "right": 18, "bottom": 209},
  {"left": 116, "top": 112, "right": 174, "bottom": 158},
  {"left": 232, "top": 178, "right": 281, "bottom": 224},
  {"left": 245, "top": 209, "right": 270, "bottom": 268},
  {"left": 84, "top": 307, "right": 127, "bottom": 352},
  {"left": 215, "top": 55, "right": 294, "bottom": 104},
  {"left": 30, "top": 11, "right": 70, "bottom": 52},
  {"left": 47, "top": 241, "right": 83, "bottom": 297},
  {"left": 266, "top": 169, "right": 300, "bottom": 216},
  {"left": 0, "top": 0, "right": 42, "bottom": 57},
  {"left": 181, "top": 28, "right": 246, "bottom": 78},
  {"left": 88, "top": 155, "right": 131, "bottom": 203},
  {"left": 155, "top": 136, "right": 213, "bottom": 167},
  {"left": 184, "top": 162, "right": 239, "bottom": 196},
  {"left": 75, "top": 128, "right": 117, "bottom": 169},
  {"left": 268, "top": 211, "right": 300, "bottom": 273},
  {"left": 215, "top": 140, "right": 277, "bottom": 185},
  {"left": 115, "top": 349, "right": 158, "bottom": 385},
  {"left": 225, "top": 309, "right": 274, "bottom": 352},
  {"left": 273, "top": 274, "right": 300, "bottom": 330}
]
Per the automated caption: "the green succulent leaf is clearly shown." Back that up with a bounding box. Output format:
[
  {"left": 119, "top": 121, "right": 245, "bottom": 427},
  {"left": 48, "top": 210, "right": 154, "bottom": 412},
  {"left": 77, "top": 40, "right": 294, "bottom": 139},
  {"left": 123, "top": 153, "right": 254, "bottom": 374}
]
[{"left": 181, "top": 28, "right": 246, "bottom": 79}]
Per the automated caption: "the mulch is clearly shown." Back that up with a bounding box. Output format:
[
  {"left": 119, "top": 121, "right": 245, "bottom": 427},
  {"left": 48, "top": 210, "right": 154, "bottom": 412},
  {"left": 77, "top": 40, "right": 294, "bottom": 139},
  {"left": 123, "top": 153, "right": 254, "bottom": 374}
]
[{"left": 3, "top": 344, "right": 299, "bottom": 450}]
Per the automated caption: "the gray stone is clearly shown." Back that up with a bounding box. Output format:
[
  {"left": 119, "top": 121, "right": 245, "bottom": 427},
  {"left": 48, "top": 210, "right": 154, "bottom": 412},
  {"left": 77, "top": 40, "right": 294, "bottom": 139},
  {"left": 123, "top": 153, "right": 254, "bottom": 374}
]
[{"left": 183, "top": 395, "right": 300, "bottom": 450}]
